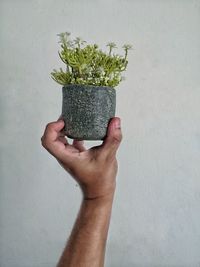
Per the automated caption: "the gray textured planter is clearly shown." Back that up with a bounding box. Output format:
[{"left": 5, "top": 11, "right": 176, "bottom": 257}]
[{"left": 62, "top": 84, "right": 116, "bottom": 140}]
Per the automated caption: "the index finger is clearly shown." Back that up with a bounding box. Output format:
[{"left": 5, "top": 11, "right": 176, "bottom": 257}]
[{"left": 41, "top": 119, "right": 67, "bottom": 146}]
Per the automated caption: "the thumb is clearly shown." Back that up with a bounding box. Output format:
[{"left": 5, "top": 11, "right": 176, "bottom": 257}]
[{"left": 100, "top": 117, "right": 122, "bottom": 158}]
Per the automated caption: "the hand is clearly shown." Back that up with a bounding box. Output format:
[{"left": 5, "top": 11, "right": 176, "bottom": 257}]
[{"left": 41, "top": 117, "right": 122, "bottom": 200}]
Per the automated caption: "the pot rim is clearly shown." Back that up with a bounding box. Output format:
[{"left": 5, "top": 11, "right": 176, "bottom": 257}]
[{"left": 62, "top": 83, "right": 115, "bottom": 90}]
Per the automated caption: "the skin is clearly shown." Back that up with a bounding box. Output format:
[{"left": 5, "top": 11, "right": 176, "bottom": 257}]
[{"left": 41, "top": 117, "right": 122, "bottom": 267}]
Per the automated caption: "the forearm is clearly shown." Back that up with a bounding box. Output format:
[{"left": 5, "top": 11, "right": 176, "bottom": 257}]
[{"left": 57, "top": 192, "right": 115, "bottom": 267}]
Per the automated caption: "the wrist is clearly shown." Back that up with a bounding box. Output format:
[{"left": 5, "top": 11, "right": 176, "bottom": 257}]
[
  {"left": 83, "top": 195, "right": 115, "bottom": 211},
  {"left": 78, "top": 177, "right": 116, "bottom": 201},
  {"left": 83, "top": 187, "right": 116, "bottom": 204}
]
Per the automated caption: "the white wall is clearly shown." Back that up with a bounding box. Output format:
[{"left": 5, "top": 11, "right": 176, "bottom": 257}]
[{"left": 1, "top": 0, "right": 200, "bottom": 266}]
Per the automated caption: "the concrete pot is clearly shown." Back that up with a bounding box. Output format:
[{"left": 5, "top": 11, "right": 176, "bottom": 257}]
[{"left": 62, "top": 84, "right": 116, "bottom": 140}]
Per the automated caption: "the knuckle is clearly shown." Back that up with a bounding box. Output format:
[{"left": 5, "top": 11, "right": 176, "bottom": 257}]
[
  {"left": 41, "top": 136, "right": 46, "bottom": 147},
  {"left": 41, "top": 135, "right": 50, "bottom": 149},
  {"left": 105, "top": 154, "right": 116, "bottom": 163},
  {"left": 112, "top": 134, "right": 122, "bottom": 144},
  {"left": 45, "top": 122, "right": 54, "bottom": 131}
]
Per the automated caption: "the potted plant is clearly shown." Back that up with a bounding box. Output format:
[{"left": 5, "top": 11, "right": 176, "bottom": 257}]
[{"left": 51, "top": 32, "right": 132, "bottom": 140}]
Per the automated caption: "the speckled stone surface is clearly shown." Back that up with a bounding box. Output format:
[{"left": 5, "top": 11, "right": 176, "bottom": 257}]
[{"left": 62, "top": 84, "right": 116, "bottom": 140}]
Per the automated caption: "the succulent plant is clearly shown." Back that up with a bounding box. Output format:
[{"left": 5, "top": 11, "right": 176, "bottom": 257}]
[{"left": 51, "top": 32, "right": 132, "bottom": 87}]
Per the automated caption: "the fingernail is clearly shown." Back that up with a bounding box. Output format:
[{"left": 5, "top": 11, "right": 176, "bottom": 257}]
[
  {"left": 114, "top": 118, "right": 121, "bottom": 129},
  {"left": 57, "top": 117, "right": 63, "bottom": 122},
  {"left": 57, "top": 115, "right": 63, "bottom": 121}
]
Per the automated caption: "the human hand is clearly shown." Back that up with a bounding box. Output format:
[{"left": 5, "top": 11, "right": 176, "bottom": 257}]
[{"left": 41, "top": 117, "right": 122, "bottom": 200}]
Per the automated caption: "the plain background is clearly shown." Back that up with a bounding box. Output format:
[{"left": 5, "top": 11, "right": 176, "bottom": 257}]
[{"left": 1, "top": 0, "right": 200, "bottom": 266}]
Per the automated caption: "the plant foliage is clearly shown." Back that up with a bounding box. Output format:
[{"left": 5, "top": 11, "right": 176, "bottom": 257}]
[{"left": 51, "top": 32, "right": 132, "bottom": 87}]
